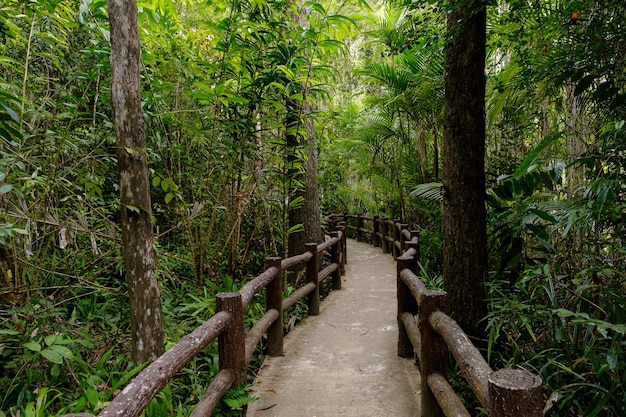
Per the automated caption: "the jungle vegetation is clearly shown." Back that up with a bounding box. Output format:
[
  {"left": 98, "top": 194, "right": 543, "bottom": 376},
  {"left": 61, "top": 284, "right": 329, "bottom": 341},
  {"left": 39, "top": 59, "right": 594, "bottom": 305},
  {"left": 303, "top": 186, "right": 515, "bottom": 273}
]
[{"left": 0, "top": 0, "right": 624, "bottom": 415}]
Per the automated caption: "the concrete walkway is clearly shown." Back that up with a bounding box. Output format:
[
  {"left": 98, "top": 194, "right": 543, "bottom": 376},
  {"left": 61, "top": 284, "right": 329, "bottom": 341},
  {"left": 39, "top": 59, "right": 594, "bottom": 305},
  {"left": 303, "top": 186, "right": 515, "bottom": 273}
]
[{"left": 247, "top": 239, "right": 421, "bottom": 417}]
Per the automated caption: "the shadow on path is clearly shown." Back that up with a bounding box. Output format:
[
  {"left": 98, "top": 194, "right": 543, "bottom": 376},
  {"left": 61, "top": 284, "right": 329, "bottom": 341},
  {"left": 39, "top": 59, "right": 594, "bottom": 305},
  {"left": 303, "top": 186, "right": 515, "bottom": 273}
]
[{"left": 247, "top": 239, "right": 421, "bottom": 417}]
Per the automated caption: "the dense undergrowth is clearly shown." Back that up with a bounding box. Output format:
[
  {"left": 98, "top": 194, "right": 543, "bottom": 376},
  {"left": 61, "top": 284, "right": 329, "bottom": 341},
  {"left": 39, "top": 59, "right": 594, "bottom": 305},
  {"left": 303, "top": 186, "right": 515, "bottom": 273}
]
[
  {"left": 0, "top": 255, "right": 267, "bottom": 416},
  {"left": 411, "top": 151, "right": 626, "bottom": 416}
]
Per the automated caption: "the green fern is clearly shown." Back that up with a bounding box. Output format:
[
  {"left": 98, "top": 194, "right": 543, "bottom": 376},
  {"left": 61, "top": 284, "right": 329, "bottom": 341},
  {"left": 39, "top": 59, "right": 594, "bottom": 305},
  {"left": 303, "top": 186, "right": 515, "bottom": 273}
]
[{"left": 223, "top": 384, "right": 258, "bottom": 412}]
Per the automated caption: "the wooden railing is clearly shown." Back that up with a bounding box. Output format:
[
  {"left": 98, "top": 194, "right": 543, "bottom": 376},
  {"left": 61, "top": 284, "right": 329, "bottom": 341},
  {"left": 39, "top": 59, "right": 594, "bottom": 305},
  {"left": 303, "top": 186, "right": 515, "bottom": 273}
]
[
  {"left": 334, "top": 213, "right": 412, "bottom": 259},
  {"left": 66, "top": 226, "right": 347, "bottom": 417},
  {"left": 330, "top": 213, "right": 544, "bottom": 417}
]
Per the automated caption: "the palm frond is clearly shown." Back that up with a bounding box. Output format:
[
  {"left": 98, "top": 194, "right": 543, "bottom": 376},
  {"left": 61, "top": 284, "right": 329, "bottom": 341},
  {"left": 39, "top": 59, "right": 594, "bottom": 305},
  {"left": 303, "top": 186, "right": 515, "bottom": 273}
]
[{"left": 409, "top": 182, "right": 443, "bottom": 203}]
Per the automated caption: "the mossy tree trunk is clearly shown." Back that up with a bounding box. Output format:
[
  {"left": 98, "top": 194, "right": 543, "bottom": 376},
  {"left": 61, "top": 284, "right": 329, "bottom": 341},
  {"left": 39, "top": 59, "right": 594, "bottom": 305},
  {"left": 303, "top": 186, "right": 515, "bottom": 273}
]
[{"left": 107, "top": 0, "right": 165, "bottom": 363}]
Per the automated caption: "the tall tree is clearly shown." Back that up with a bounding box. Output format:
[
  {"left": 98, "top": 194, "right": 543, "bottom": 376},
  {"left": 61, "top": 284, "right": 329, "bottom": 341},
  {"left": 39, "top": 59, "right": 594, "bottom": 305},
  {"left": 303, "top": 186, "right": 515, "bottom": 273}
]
[
  {"left": 442, "top": 0, "right": 488, "bottom": 338},
  {"left": 107, "top": 0, "right": 165, "bottom": 362},
  {"left": 287, "top": 5, "right": 324, "bottom": 263}
]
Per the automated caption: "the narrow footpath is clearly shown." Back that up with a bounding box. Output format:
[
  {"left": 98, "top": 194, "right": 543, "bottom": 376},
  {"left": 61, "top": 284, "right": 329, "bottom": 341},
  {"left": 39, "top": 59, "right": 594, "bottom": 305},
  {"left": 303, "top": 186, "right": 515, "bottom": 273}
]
[{"left": 247, "top": 239, "right": 421, "bottom": 417}]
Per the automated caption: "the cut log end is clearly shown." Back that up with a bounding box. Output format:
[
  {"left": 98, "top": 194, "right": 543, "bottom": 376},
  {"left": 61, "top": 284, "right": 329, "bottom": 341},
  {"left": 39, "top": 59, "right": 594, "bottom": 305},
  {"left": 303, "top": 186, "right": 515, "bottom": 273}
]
[{"left": 488, "top": 369, "right": 543, "bottom": 417}]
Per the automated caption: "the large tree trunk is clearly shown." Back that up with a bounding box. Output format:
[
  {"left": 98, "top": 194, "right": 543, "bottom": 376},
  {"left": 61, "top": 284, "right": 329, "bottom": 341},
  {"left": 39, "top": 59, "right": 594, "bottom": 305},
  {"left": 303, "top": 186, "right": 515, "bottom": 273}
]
[
  {"left": 108, "top": 0, "right": 165, "bottom": 363},
  {"left": 286, "top": 6, "right": 322, "bottom": 267},
  {"left": 442, "top": 0, "right": 488, "bottom": 339},
  {"left": 286, "top": 102, "right": 322, "bottom": 277},
  {"left": 303, "top": 102, "right": 322, "bottom": 247}
]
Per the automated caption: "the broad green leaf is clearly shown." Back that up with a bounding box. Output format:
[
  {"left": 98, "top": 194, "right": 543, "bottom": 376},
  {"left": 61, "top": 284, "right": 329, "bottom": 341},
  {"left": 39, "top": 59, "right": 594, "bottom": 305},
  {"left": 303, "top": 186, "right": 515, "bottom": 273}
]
[
  {"left": 24, "top": 341, "right": 42, "bottom": 352},
  {"left": 49, "top": 345, "right": 73, "bottom": 359},
  {"left": 86, "top": 385, "right": 100, "bottom": 406},
  {"left": 44, "top": 334, "right": 58, "bottom": 347},
  {"left": 41, "top": 348, "right": 64, "bottom": 364}
]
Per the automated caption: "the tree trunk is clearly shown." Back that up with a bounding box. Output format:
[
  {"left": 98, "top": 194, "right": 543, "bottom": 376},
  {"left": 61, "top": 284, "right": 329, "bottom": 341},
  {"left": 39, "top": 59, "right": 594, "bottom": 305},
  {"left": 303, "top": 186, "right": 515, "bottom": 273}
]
[
  {"left": 286, "top": 106, "right": 322, "bottom": 249},
  {"left": 286, "top": 6, "right": 322, "bottom": 267},
  {"left": 108, "top": 0, "right": 165, "bottom": 363},
  {"left": 566, "top": 84, "right": 586, "bottom": 196},
  {"left": 442, "top": 0, "right": 488, "bottom": 339},
  {"left": 303, "top": 102, "right": 322, "bottom": 247},
  {"left": 286, "top": 99, "right": 307, "bottom": 264}
]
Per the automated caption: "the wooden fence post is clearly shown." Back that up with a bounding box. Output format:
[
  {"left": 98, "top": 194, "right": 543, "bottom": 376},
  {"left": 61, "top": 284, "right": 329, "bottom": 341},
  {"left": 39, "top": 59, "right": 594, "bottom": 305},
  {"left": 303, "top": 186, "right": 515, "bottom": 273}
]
[
  {"left": 216, "top": 292, "right": 246, "bottom": 385},
  {"left": 381, "top": 218, "right": 389, "bottom": 253},
  {"left": 339, "top": 223, "right": 347, "bottom": 267},
  {"left": 392, "top": 219, "right": 401, "bottom": 260},
  {"left": 331, "top": 231, "right": 342, "bottom": 290},
  {"left": 356, "top": 213, "right": 363, "bottom": 242},
  {"left": 400, "top": 223, "right": 408, "bottom": 253},
  {"left": 410, "top": 230, "right": 420, "bottom": 259},
  {"left": 373, "top": 216, "right": 380, "bottom": 248},
  {"left": 397, "top": 254, "right": 418, "bottom": 358},
  {"left": 265, "top": 257, "right": 283, "bottom": 357},
  {"left": 419, "top": 290, "right": 448, "bottom": 417},
  {"left": 404, "top": 233, "right": 418, "bottom": 257},
  {"left": 306, "top": 243, "right": 320, "bottom": 316},
  {"left": 488, "top": 369, "right": 543, "bottom": 417}
]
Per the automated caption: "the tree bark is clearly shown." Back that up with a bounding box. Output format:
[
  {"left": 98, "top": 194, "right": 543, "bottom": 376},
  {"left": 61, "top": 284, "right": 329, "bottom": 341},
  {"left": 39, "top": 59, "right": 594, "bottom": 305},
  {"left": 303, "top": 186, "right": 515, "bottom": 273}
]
[
  {"left": 286, "top": 6, "right": 322, "bottom": 266},
  {"left": 108, "top": 0, "right": 165, "bottom": 363},
  {"left": 442, "top": 0, "right": 488, "bottom": 339},
  {"left": 286, "top": 101, "right": 322, "bottom": 266}
]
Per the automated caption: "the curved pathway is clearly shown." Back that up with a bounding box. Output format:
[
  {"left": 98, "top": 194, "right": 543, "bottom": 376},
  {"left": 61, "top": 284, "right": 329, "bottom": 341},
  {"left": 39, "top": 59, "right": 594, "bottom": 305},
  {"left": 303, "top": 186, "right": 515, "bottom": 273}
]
[{"left": 247, "top": 239, "right": 421, "bottom": 417}]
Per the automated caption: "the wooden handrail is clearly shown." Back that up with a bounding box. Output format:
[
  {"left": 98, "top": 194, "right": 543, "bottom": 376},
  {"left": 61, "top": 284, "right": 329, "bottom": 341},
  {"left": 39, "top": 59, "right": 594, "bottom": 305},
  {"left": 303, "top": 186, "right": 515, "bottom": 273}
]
[
  {"left": 93, "top": 210, "right": 542, "bottom": 417},
  {"left": 391, "top": 216, "right": 543, "bottom": 417},
  {"left": 97, "top": 311, "right": 231, "bottom": 417},
  {"left": 330, "top": 212, "right": 543, "bottom": 417},
  {"left": 82, "top": 225, "right": 347, "bottom": 417}
]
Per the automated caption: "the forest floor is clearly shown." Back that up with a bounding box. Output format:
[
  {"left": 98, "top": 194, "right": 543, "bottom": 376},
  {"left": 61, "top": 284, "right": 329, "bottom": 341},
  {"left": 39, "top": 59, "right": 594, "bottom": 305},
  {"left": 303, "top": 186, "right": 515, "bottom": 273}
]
[{"left": 247, "top": 239, "right": 421, "bottom": 417}]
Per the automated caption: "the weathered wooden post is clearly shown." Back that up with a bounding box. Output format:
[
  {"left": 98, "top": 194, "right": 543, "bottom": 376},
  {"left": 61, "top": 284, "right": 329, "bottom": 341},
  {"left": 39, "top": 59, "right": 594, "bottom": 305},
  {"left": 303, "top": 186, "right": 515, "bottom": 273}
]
[
  {"left": 381, "top": 218, "right": 389, "bottom": 253},
  {"left": 331, "top": 231, "right": 342, "bottom": 290},
  {"left": 306, "top": 243, "right": 320, "bottom": 315},
  {"left": 400, "top": 223, "right": 409, "bottom": 253},
  {"left": 488, "top": 369, "right": 543, "bottom": 417},
  {"left": 419, "top": 290, "right": 448, "bottom": 417},
  {"left": 339, "top": 223, "right": 347, "bottom": 267},
  {"left": 410, "top": 230, "right": 420, "bottom": 259},
  {"left": 216, "top": 292, "right": 246, "bottom": 384},
  {"left": 397, "top": 253, "right": 418, "bottom": 358},
  {"left": 373, "top": 216, "right": 380, "bottom": 248},
  {"left": 392, "top": 219, "right": 401, "bottom": 260},
  {"left": 265, "top": 257, "right": 283, "bottom": 357},
  {"left": 356, "top": 213, "right": 363, "bottom": 242}
]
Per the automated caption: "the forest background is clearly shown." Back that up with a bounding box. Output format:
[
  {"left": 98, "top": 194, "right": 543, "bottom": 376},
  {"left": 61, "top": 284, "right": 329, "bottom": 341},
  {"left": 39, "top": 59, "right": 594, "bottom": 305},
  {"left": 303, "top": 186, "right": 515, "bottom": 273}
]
[{"left": 0, "top": 0, "right": 625, "bottom": 416}]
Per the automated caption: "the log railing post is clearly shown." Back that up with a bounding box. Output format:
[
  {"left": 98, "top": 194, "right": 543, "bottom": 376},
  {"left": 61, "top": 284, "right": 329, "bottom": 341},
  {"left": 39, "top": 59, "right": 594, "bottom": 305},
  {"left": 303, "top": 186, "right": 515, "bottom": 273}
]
[
  {"left": 373, "top": 216, "right": 380, "bottom": 248},
  {"left": 404, "top": 232, "right": 419, "bottom": 257},
  {"left": 397, "top": 254, "right": 418, "bottom": 358},
  {"left": 216, "top": 292, "right": 246, "bottom": 385},
  {"left": 356, "top": 213, "right": 363, "bottom": 242},
  {"left": 419, "top": 290, "right": 448, "bottom": 417},
  {"left": 392, "top": 219, "right": 401, "bottom": 260},
  {"left": 330, "top": 231, "right": 342, "bottom": 290},
  {"left": 306, "top": 243, "right": 320, "bottom": 315},
  {"left": 339, "top": 223, "right": 347, "bottom": 267},
  {"left": 488, "top": 369, "right": 543, "bottom": 417},
  {"left": 400, "top": 223, "right": 409, "bottom": 253},
  {"left": 409, "top": 230, "right": 420, "bottom": 259},
  {"left": 265, "top": 257, "right": 283, "bottom": 357},
  {"left": 381, "top": 218, "right": 389, "bottom": 253}
]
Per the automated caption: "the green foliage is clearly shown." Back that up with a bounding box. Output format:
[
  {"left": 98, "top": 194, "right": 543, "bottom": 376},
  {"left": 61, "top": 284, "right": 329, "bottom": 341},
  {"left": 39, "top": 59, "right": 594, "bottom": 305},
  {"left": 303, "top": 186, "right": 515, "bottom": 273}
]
[
  {"left": 486, "top": 266, "right": 626, "bottom": 416},
  {"left": 0, "top": 0, "right": 624, "bottom": 415}
]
